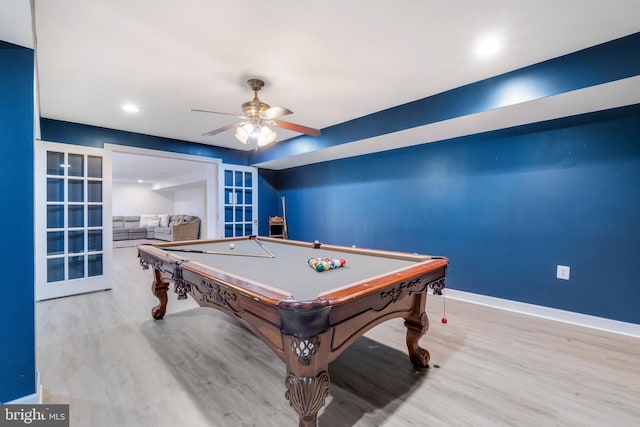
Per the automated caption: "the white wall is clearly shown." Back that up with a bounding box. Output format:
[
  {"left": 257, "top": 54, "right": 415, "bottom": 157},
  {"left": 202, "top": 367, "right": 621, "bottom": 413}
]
[
  {"left": 112, "top": 182, "right": 174, "bottom": 216},
  {"left": 174, "top": 184, "right": 206, "bottom": 238}
]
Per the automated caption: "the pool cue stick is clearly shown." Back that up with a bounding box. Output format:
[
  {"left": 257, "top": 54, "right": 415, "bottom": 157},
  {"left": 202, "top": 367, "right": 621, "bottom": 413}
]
[
  {"left": 281, "top": 195, "right": 288, "bottom": 239},
  {"left": 253, "top": 238, "right": 275, "bottom": 258},
  {"left": 162, "top": 248, "right": 273, "bottom": 258}
]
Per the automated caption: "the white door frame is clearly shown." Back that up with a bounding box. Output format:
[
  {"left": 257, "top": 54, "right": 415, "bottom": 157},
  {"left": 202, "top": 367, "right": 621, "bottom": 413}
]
[{"left": 105, "top": 144, "right": 222, "bottom": 239}]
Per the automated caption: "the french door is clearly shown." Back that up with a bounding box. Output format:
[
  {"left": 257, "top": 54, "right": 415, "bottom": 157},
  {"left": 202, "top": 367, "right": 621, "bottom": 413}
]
[
  {"left": 218, "top": 164, "right": 258, "bottom": 237},
  {"left": 35, "top": 141, "right": 112, "bottom": 300}
]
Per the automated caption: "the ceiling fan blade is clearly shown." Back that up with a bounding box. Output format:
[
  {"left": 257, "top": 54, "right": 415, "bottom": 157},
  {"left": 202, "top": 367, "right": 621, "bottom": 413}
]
[
  {"left": 260, "top": 106, "right": 293, "bottom": 120},
  {"left": 201, "top": 121, "right": 246, "bottom": 137},
  {"left": 191, "top": 108, "right": 247, "bottom": 119},
  {"left": 271, "top": 119, "right": 321, "bottom": 136}
]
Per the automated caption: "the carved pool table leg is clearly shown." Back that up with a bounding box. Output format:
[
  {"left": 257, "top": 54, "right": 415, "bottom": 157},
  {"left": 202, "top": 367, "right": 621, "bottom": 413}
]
[
  {"left": 283, "top": 334, "right": 331, "bottom": 427},
  {"left": 404, "top": 293, "right": 431, "bottom": 369},
  {"left": 285, "top": 371, "right": 330, "bottom": 427},
  {"left": 151, "top": 269, "right": 170, "bottom": 319}
]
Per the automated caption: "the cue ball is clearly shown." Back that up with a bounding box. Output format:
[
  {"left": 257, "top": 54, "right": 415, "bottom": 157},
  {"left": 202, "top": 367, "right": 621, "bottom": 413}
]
[{"left": 229, "top": 243, "right": 235, "bottom": 249}]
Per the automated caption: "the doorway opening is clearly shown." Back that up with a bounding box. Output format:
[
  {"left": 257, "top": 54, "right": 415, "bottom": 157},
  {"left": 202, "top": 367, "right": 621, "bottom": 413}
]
[{"left": 107, "top": 144, "right": 221, "bottom": 242}]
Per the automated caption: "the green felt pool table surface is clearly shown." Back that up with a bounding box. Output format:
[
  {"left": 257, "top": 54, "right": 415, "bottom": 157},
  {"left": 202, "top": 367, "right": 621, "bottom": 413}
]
[{"left": 157, "top": 237, "right": 439, "bottom": 301}]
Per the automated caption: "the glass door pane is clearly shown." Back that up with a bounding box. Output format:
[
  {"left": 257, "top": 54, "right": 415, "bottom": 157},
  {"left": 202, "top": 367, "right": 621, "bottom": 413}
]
[
  {"left": 68, "top": 154, "right": 84, "bottom": 177},
  {"left": 47, "top": 151, "right": 65, "bottom": 175},
  {"left": 87, "top": 156, "right": 102, "bottom": 178}
]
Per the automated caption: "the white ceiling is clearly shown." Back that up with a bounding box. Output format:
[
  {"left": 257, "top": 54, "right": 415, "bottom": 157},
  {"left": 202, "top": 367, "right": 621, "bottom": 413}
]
[
  {"left": 3, "top": 1, "right": 640, "bottom": 178},
  {"left": 0, "top": 0, "right": 33, "bottom": 48},
  {"left": 111, "top": 152, "right": 209, "bottom": 185}
]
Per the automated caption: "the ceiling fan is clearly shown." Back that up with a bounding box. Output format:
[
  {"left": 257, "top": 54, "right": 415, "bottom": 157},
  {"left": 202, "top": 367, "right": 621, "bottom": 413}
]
[{"left": 192, "top": 78, "right": 321, "bottom": 147}]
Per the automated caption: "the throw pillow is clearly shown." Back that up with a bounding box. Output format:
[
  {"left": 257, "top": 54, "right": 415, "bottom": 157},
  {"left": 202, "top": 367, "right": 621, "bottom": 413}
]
[
  {"left": 140, "top": 214, "right": 158, "bottom": 227},
  {"left": 159, "top": 213, "right": 170, "bottom": 227}
]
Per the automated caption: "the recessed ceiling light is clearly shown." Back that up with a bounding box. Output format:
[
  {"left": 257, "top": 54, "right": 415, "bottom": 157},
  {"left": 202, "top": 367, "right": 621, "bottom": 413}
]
[
  {"left": 122, "top": 103, "right": 140, "bottom": 113},
  {"left": 137, "top": 179, "right": 144, "bottom": 183},
  {"left": 475, "top": 36, "right": 502, "bottom": 58}
]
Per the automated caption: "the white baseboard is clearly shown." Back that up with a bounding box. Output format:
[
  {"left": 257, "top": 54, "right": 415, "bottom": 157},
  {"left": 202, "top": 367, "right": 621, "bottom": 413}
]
[
  {"left": 5, "top": 371, "right": 41, "bottom": 405},
  {"left": 443, "top": 289, "right": 640, "bottom": 339}
]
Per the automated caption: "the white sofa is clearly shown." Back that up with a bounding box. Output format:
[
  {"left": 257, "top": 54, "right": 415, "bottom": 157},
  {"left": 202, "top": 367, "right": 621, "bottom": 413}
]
[{"left": 112, "top": 214, "right": 200, "bottom": 241}]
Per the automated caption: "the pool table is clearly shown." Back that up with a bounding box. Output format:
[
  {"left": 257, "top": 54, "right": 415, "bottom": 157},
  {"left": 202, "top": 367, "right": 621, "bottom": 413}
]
[{"left": 138, "top": 236, "right": 447, "bottom": 427}]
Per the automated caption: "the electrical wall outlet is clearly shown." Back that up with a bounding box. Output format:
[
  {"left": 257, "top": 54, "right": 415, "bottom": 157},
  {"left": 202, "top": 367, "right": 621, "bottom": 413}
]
[{"left": 557, "top": 265, "right": 570, "bottom": 280}]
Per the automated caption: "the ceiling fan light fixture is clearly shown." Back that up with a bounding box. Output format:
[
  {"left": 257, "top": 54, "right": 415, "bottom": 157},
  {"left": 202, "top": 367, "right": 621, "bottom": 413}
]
[
  {"left": 196, "top": 78, "right": 320, "bottom": 144},
  {"left": 235, "top": 123, "right": 277, "bottom": 147},
  {"left": 234, "top": 123, "right": 254, "bottom": 144},
  {"left": 257, "top": 126, "right": 277, "bottom": 146}
]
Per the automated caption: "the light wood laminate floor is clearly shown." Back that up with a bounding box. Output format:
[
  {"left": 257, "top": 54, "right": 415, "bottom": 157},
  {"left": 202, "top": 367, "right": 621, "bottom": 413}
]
[{"left": 36, "top": 246, "right": 640, "bottom": 426}]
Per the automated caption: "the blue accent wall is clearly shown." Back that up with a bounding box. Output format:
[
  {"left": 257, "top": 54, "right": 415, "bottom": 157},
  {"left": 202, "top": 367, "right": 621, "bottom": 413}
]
[
  {"left": 0, "top": 41, "right": 35, "bottom": 402},
  {"left": 257, "top": 168, "right": 281, "bottom": 236},
  {"left": 40, "top": 118, "right": 249, "bottom": 165},
  {"left": 264, "top": 105, "right": 640, "bottom": 324}
]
